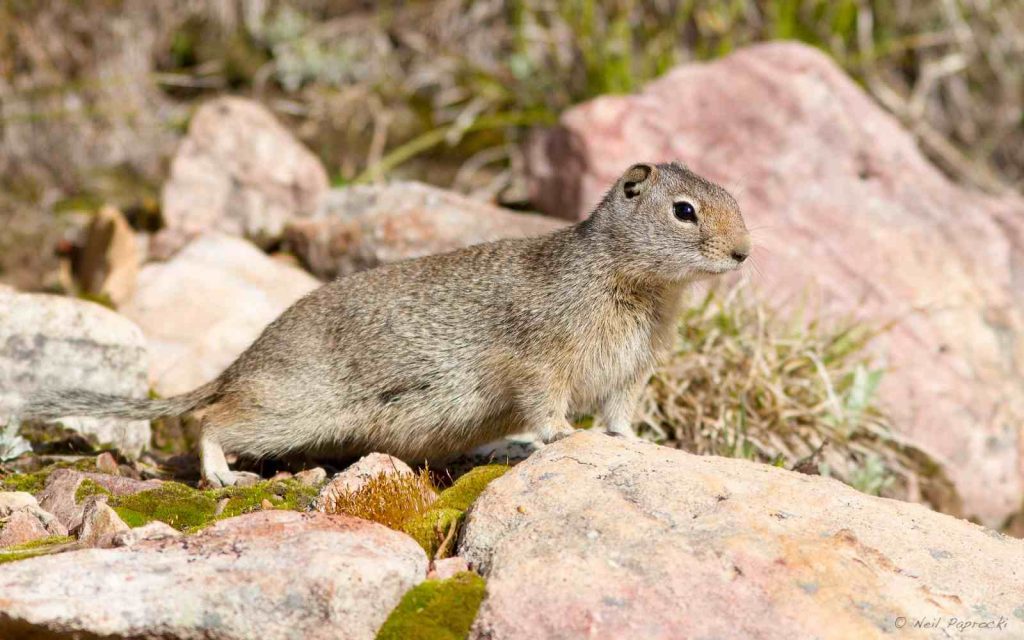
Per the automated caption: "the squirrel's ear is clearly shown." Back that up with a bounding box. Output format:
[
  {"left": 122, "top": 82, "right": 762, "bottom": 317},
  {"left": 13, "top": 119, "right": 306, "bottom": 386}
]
[{"left": 622, "top": 163, "right": 656, "bottom": 199}]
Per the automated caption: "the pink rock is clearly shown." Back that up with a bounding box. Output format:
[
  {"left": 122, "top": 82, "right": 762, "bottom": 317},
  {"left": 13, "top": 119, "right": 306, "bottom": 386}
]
[
  {"left": 0, "top": 511, "right": 51, "bottom": 548},
  {"left": 293, "top": 467, "right": 327, "bottom": 486},
  {"left": 74, "top": 496, "right": 130, "bottom": 548},
  {"left": 37, "top": 469, "right": 162, "bottom": 531},
  {"left": 461, "top": 433, "right": 1024, "bottom": 640},
  {"left": 285, "top": 182, "right": 567, "bottom": 280},
  {"left": 110, "top": 520, "right": 181, "bottom": 548},
  {"left": 159, "top": 97, "right": 328, "bottom": 251},
  {"left": 120, "top": 234, "right": 319, "bottom": 396},
  {"left": 525, "top": 42, "right": 1024, "bottom": 524},
  {"left": 428, "top": 556, "right": 470, "bottom": 581},
  {"left": 0, "top": 492, "right": 66, "bottom": 547},
  {"left": 0, "top": 511, "right": 428, "bottom": 640},
  {"left": 95, "top": 452, "right": 120, "bottom": 475}
]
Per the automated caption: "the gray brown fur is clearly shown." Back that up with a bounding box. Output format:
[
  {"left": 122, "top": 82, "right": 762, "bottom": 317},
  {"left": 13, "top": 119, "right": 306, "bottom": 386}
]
[{"left": 23, "top": 162, "right": 750, "bottom": 486}]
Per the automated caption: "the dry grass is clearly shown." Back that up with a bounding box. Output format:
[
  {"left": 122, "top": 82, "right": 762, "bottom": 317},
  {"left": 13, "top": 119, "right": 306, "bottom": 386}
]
[
  {"left": 637, "top": 288, "right": 961, "bottom": 515},
  {"left": 318, "top": 469, "right": 439, "bottom": 530}
]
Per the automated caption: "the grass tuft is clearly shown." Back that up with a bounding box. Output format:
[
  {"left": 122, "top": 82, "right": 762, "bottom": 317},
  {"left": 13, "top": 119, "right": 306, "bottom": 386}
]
[
  {"left": 319, "top": 469, "right": 439, "bottom": 531},
  {"left": 322, "top": 465, "right": 509, "bottom": 558},
  {"left": 638, "top": 290, "right": 960, "bottom": 514}
]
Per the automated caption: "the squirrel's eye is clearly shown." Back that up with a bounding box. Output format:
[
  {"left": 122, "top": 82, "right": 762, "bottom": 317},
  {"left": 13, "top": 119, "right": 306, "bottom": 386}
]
[{"left": 673, "top": 201, "right": 697, "bottom": 223}]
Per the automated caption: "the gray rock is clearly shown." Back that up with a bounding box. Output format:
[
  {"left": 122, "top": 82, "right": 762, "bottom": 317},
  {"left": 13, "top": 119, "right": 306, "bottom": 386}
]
[
  {"left": 159, "top": 97, "right": 329, "bottom": 251},
  {"left": 461, "top": 432, "right": 1024, "bottom": 640},
  {"left": 120, "top": 233, "right": 319, "bottom": 396},
  {"left": 0, "top": 291, "right": 150, "bottom": 456},
  {"left": 285, "top": 182, "right": 567, "bottom": 280},
  {"left": 0, "top": 511, "right": 428, "bottom": 640}
]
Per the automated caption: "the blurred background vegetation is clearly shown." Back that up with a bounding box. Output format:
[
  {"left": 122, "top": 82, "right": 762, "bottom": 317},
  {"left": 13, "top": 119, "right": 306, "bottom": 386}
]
[{"left": 1, "top": 0, "right": 1022, "bottom": 291}]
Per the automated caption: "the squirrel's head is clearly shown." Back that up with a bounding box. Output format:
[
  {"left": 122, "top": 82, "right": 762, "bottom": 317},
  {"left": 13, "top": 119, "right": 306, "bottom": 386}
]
[{"left": 591, "top": 162, "right": 750, "bottom": 282}]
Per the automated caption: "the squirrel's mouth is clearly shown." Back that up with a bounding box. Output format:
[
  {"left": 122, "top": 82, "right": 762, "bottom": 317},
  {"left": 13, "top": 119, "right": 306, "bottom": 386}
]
[{"left": 697, "top": 257, "right": 743, "bottom": 275}]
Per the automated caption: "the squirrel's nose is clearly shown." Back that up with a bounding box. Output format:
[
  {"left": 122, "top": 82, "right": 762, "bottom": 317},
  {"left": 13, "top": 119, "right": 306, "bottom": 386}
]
[{"left": 730, "top": 235, "right": 751, "bottom": 264}]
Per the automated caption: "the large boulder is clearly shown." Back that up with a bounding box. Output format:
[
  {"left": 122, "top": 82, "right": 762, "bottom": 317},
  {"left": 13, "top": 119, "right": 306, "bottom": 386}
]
[
  {"left": 461, "top": 433, "right": 1024, "bottom": 639},
  {"left": 285, "top": 182, "right": 567, "bottom": 280},
  {"left": 0, "top": 291, "right": 150, "bottom": 455},
  {"left": 0, "top": 510, "right": 428, "bottom": 640},
  {"left": 524, "top": 42, "right": 1024, "bottom": 524},
  {"left": 159, "top": 97, "right": 329, "bottom": 252},
  {"left": 121, "top": 234, "right": 319, "bottom": 396}
]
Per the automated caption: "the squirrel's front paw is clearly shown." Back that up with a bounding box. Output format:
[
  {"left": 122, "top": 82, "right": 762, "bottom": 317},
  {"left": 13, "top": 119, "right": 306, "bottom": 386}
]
[{"left": 604, "top": 428, "right": 638, "bottom": 440}]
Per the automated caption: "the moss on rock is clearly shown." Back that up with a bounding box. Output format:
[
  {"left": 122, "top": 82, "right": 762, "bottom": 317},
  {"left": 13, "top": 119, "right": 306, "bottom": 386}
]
[
  {"left": 109, "top": 479, "right": 319, "bottom": 532},
  {"left": 0, "top": 458, "right": 98, "bottom": 495},
  {"left": 384, "top": 464, "right": 510, "bottom": 558},
  {"left": 435, "top": 465, "right": 509, "bottom": 511},
  {"left": 401, "top": 507, "right": 464, "bottom": 559},
  {"left": 74, "top": 478, "right": 113, "bottom": 503},
  {"left": 376, "top": 571, "right": 486, "bottom": 640},
  {"left": 0, "top": 535, "right": 74, "bottom": 565}
]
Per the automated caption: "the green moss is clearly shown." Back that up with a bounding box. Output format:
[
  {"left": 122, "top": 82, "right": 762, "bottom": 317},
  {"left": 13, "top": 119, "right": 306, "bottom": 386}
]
[
  {"left": 401, "top": 508, "right": 463, "bottom": 560},
  {"left": 111, "top": 481, "right": 218, "bottom": 530},
  {"left": 376, "top": 572, "right": 486, "bottom": 640},
  {"left": 0, "top": 458, "right": 98, "bottom": 495},
  {"left": 0, "top": 470, "right": 49, "bottom": 494},
  {"left": 434, "top": 465, "right": 509, "bottom": 511},
  {"left": 0, "top": 535, "right": 74, "bottom": 565},
  {"left": 74, "top": 479, "right": 113, "bottom": 503},
  {"left": 109, "top": 479, "right": 319, "bottom": 532}
]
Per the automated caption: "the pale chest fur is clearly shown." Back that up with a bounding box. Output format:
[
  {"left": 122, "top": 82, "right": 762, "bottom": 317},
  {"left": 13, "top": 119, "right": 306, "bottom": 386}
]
[{"left": 564, "top": 281, "right": 687, "bottom": 413}]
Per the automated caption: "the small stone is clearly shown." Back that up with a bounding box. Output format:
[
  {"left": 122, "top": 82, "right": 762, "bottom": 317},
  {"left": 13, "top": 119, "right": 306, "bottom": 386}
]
[
  {"left": 233, "top": 471, "right": 262, "bottom": 488},
  {"left": 75, "top": 496, "right": 130, "bottom": 548},
  {"left": 0, "top": 492, "right": 38, "bottom": 516},
  {"left": 0, "top": 492, "right": 67, "bottom": 547},
  {"left": 0, "top": 510, "right": 51, "bottom": 547},
  {"left": 294, "top": 467, "right": 326, "bottom": 486},
  {"left": 429, "top": 556, "right": 470, "bottom": 581},
  {"left": 110, "top": 520, "right": 181, "bottom": 548},
  {"left": 270, "top": 471, "right": 293, "bottom": 482},
  {"left": 73, "top": 205, "right": 139, "bottom": 306},
  {"left": 95, "top": 451, "right": 120, "bottom": 475},
  {"left": 260, "top": 499, "right": 274, "bottom": 510}
]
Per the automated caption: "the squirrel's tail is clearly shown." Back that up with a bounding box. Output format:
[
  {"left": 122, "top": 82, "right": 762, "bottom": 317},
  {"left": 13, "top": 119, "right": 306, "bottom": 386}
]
[{"left": 20, "top": 381, "right": 220, "bottom": 421}]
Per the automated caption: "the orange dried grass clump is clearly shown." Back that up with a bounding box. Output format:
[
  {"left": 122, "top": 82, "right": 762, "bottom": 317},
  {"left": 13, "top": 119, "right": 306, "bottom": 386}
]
[{"left": 319, "top": 469, "right": 438, "bottom": 531}]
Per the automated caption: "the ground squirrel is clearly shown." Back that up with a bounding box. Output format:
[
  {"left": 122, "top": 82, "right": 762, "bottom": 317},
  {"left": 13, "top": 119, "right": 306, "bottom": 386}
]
[{"left": 24, "top": 162, "right": 750, "bottom": 486}]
